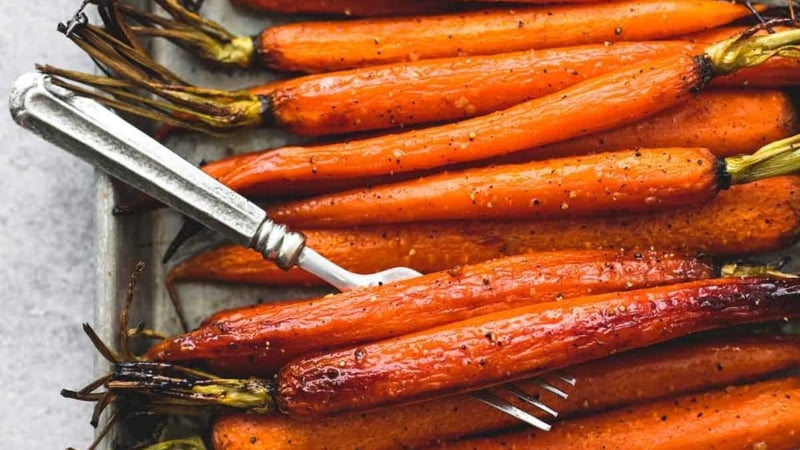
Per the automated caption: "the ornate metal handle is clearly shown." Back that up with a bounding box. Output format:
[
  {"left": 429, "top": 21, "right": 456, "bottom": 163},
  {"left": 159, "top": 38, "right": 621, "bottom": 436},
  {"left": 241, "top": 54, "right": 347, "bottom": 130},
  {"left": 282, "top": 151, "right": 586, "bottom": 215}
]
[{"left": 9, "top": 72, "right": 304, "bottom": 269}]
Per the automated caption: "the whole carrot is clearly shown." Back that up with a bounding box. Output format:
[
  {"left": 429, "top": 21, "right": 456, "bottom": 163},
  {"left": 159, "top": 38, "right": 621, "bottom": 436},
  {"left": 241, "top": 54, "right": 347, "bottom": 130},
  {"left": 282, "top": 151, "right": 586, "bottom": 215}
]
[
  {"left": 229, "top": 0, "right": 464, "bottom": 16},
  {"left": 120, "top": 89, "right": 798, "bottom": 215},
  {"left": 258, "top": 43, "right": 799, "bottom": 136},
  {"left": 131, "top": 0, "right": 761, "bottom": 73},
  {"left": 265, "top": 139, "right": 800, "bottom": 228},
  {"left": 43, "top": 3, "right": 788, "bottom": 140},
  {"left": 167, "top": 176, "right": 800, "bottom": 287},
  {"left": 277, "top": 277, "right": 800, "bottom": 418},
  {"left": 262, "top": 41, "right": 693, "bottom": 136},
  {"left": 87, "top": 278, "right": 800, "bottom": 422},
  {"left": 442, "top": 377, "right": 800, "bottom": 450},
  {"left": 150, "top": 250, "right": 714, "bottom": 373},
  {"left": 211, "top": 30, "right": 800, "bottom": 196},
  {"left": 212, "top": 335, "right": 800, "bottom": 450}
]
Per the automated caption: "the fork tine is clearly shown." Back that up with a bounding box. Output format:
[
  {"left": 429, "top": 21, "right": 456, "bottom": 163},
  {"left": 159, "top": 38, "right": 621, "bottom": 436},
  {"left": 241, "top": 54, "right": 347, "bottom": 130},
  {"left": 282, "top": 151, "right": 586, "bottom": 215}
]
[
  {"left": 536, "top": 378, "right": 570, "bottom": 399},
  {"left": 471, "top": 391, "right": 552, "bottom": 431},
  {"left": 501, "top": 384, "right": 559, "bottom": 418},
  {"left": 553, "top": 371, "right": 578, "bottom": 386}
]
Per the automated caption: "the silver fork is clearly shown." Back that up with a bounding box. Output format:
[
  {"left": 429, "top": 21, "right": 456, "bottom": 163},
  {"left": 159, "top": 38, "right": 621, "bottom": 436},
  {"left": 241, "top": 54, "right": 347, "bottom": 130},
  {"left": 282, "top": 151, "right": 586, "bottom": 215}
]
[{"left": 9, "top": 71, "right": 573, "bottom": 431}]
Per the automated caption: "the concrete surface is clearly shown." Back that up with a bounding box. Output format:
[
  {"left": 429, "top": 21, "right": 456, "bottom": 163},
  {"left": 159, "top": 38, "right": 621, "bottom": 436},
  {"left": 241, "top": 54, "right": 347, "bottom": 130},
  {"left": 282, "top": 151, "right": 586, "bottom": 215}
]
[{"left": 0, "top": 1, "right": 97, "bottom": 448}]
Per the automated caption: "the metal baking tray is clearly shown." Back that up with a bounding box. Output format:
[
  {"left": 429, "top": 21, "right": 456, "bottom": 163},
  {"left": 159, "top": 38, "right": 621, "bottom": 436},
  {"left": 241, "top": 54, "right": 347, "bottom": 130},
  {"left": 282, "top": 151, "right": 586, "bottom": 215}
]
[
  {"left": 92, "top": 2, "right": 333, "bottom": 448},
  {"left": 91, "top": 2, "right": 800, "bottom": 449}
]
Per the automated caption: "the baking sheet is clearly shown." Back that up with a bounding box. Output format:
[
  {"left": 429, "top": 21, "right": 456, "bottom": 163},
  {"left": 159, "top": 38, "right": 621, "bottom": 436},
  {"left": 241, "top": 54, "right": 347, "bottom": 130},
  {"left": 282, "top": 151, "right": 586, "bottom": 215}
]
[
  {"left": 92, "top": 2, "right": 332, "bottom": 448},
  {"left": 91, "top": 2, "right": 800, "bottom": 449}
]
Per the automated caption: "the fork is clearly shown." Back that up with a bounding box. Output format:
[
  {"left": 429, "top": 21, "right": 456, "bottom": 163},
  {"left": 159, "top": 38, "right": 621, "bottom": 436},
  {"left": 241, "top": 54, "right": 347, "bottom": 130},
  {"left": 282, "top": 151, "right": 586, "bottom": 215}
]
[{"left": 10, "top": 71, "right": 573, "bottom": 430}]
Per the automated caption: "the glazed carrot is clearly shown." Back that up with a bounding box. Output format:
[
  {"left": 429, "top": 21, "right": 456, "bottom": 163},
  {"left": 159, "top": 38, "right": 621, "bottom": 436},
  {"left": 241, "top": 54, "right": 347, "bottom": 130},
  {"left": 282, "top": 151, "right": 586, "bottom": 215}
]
[
  {"left": 253, "top": 0, "right": 757, "bottom": 72},
  {"left": 149, "top": 250, "right": 714, "bottom": 372},
  {"left": 276, "top": 277, "right": 800, "bottom": 418},
  {"left": 443, "top": 377, "right": 800, "bottom": 450},
  {"left": 50, "top": 10, "right": 797, "bottom": 147},
  {"left": 230, "top": 0, "right": 463, "bottom": 16},
  {"left": 498, "top": 90, "right": 800, "bottom": 163},
  {"left": 265, "top": 140, "right": 800, "bottom": 228},
  {"left": 119, "top": 0, "right": 761, "bottom": 73},
  {"left": 261, "top": 41, "right": 798, "bottom": 136},
  {"left": 263, "top": 41, "right": 693, "bottom": 136},
  {"left": 158, "top": 47, "right": 800, "bottom": 139},
  {"left": 212, "top": 335, "right": 800, "bottom": 450},
  {"left": 207, "top": 31, "right": 800, "bottom": 196},
  {"left": 168, "top": 176, "right": 800, "bottom": 287},
  {"left": 119, "top": 89, "right": 800, "bottom": 215}
]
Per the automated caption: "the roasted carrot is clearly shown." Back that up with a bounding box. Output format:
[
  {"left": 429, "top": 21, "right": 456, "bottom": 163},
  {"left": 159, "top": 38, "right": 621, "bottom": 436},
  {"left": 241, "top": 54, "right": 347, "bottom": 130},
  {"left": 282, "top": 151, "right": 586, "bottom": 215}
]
[
  {"left": 186, "top": 0, "right": 762, "bottom": 72},
  {"left": 208, "top": 31, "right": 800, "bottom": 196},
  {"left": 212, "top": 334, "right": 800, "bottom": 450},
  {"left": 498, "top": 90, "right": 800, "bottom": 163},
  {"left": 262, "top": 42, "right": 799, "bottom": 136},
  {"left": 45, "top": 3, "right": 788, "bottom": 140},
  {"left": 262, "top": 41, "right": 694, "bottom": 136},
  {"left": 442, "top": 377, "right": 800, "bottom": 450},
  {"left": 276, "top": 277, "right": 800, "bottom": 418},
  {"left": 229, "top": 0, "right": 464, "bottom": 16},
  {"left": 265, "top": 138, "right": 800, "bottom": 228},
  {"left": 149, "top": 250, "right": 714, "bottom": 373},
  {"left": 120, "top": 89, "right": 800, "bottom": 216},
  {"left": 168, "top": 176, "right": 800, "bottom": 287},
  {"left": 76, "top": 0, "right": 764, "bottom": 70}
]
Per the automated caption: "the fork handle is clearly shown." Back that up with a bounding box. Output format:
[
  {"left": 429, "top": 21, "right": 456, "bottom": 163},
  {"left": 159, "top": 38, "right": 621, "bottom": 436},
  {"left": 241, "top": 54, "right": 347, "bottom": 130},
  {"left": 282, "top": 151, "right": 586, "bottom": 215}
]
[{"left": 9, "top": 72, "right": 305, "bottom": 270}]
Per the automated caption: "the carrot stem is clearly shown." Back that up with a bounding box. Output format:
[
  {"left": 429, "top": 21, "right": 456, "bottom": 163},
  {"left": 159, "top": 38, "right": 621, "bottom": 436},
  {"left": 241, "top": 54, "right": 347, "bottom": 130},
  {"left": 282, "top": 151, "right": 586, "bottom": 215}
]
[
  {"left": 106, "top": 361, "right": 277, "bottom": 413},
  {"left": 142, "top": 437, "right": 207, "bottom": 450},
  {"left": 725, "top": 134, "right": 800, "bottom": 184}
]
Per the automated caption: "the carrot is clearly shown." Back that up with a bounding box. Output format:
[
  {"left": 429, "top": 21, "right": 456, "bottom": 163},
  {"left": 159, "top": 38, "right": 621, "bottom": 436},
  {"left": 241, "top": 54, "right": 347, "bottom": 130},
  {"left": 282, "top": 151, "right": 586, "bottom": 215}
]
[
  {"left": 207, "top": 31, "right": 800, "bottom": 197},
  {"left": 262, "top": 41, "right": 693, "bottom": 136},
  {"left": 212, "top": 334, "right": 800, "bottom": 450},
  {"left": 264, "top": 138, "right": 800, "bottom": 228},
  {"left": 48, "top": 8, "right": 795, "bottom": 142},
  {"left": 442, "top": 377, "right": 800, "bottom": 450},
  {"left": 149, "top": 250, "right": 714, "bottom": 373},
  {"left": 122, "top": 0, "right": 761, "bottom": 73},
  {"left": 229, "top": 0, "right": 464, "bottom": 16},
  {"left": 260, "top": 40, "right": 799, "bottom": 136},
  {"left": 167, "top": 176, "right": 800, "bottom": 287},
  {"left": 254, "top": 0, "right": 758, "bottom": 72},
  {"left": 498, "top": 90, "right": 800, "bottom": 163},
  {"left": 117, "top": 89, "right": 800, "bottom": 216},
  {"left": 276, "top": 277, "right": 800, "bottom": 418}
]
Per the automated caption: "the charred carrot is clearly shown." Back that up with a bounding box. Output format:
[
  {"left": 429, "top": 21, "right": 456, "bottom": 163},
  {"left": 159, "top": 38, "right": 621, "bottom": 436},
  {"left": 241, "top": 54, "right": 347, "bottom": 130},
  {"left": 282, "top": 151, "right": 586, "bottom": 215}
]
[
  {"left": 212, "top": 335, "right": 800, "bottom": 450},
  {"left": 80, "top": 278, "right": 800, "bottom": 423},
  {"left": 149, "top": 250, "right": 714, "bottom": 373},
  {"left": 168, "top": 176, "right": 800, "bottom": 287},
  {"left": 275, "top": 277, "right": 800, "bottom": 418},
  {"left": 443, "top": 377, "right": 800, "bottom": 450},
  {"left": 229, "top": 0, "right": 463, "bottom": 16},
  {"left": 265, "top": 139, "right": 800, "bottom": 228},
  {"left": 44, "top": 3, "right": 790, "bottom": 141}
]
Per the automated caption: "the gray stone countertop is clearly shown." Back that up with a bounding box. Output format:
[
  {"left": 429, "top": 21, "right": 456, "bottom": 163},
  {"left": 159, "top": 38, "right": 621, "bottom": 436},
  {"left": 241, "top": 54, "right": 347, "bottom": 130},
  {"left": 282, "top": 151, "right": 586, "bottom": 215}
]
[{"left": 1, "top": 1, "right": 98, "bottom": 447}]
